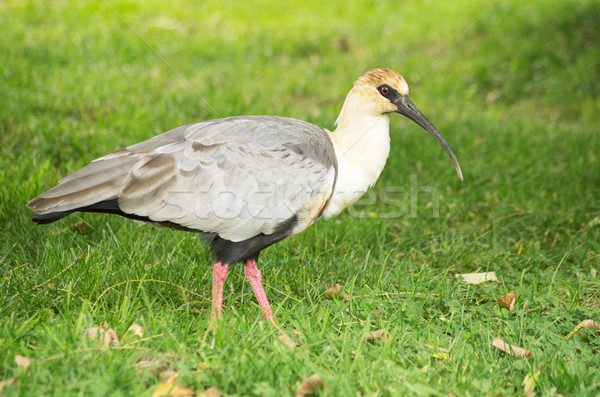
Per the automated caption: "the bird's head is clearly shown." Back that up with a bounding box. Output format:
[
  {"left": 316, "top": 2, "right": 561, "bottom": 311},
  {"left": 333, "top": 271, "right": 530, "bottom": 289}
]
[{"left": 346, "top": 68, "right": 463, "bottom": 181}]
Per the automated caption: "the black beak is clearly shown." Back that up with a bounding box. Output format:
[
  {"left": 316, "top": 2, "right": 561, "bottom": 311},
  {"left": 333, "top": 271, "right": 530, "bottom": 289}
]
[{"left": 394, "top": 95, "right": 463, "bottom": 181}]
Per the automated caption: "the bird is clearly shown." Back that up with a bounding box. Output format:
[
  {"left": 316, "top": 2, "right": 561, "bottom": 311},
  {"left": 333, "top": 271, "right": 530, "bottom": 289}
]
[{"left": 27, "top": 68, "right": 463, "bottom": 323}]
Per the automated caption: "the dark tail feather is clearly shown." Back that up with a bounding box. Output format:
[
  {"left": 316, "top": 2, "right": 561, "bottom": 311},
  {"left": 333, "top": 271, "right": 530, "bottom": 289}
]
[
  {"left": 30, "top": 198, "right": 199, "bottom": 232},
  {"left": 32, "top": 210, "right": 78, "bottom": 224},
  {"left": 31, "top": 198, "right": 124, "bottom": 225}
]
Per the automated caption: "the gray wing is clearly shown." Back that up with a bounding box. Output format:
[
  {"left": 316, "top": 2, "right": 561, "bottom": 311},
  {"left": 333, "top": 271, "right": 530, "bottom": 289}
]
[{"left": 28, "top": 116, "right": 337, "bottom": 242}]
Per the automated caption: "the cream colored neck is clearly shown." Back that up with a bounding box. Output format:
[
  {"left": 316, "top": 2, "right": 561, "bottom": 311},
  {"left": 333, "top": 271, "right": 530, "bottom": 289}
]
[{"left": 323, "top": 91, "right": 392, "bottom": 218}]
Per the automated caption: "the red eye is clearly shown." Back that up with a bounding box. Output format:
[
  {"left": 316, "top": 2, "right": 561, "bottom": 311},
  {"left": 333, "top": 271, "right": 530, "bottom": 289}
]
[{"left": 380, "top": 86, "right": 389, "bottom": 95}]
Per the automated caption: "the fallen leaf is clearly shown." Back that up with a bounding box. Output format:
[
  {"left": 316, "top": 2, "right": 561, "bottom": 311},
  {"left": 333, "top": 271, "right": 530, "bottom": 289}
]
[
  {"left": 295, "top": 373, "right": 323, "bottom": 397},
  {"left": 523, "top": 370, "right": 540, "bottom": 397},
  {"left": 86, "top": 323, "right": 120, "bottom": 347},
  {"left": 491, "top": 337, "right": 531, "bottom": 358},
  {"left": 278, "top": 333, "right": 301, "bottom": 348},
  {"left": 73, "top": 221, "right": 91, "bottom": 232},
  {"left": 0, "top": 377, "right": 17, "bottom": 393},
  {"left": 15, "top": 354, "right": 31, "bottom": 369},
  {"left": 565, "top": 319, "right": 600, "bottom": 340},
  {"left": 325, "top": 284, "right": 350, "bottom": 300},
  {"left": 363, "top": 329, "right": 391, "bottom": 343},
  {"left": 198, "top": 386, "right": 220, "bottom": 397},
  {"left": 497, "top": 291, "right": 516, "bottom": 311},
  {"left": 127, "top": 324, "right": 145, "bottom": 338},
  {"left": 456, "top": 272, "right": 498, "bottom": 284},
  {"left": 152, "top": 373, "right": 195, "bottom": 397}
]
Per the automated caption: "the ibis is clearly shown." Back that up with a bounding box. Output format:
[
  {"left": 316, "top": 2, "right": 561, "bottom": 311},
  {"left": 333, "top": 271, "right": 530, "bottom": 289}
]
[{"left": 28, "top": 68, "right": 463, "bottom": 323}]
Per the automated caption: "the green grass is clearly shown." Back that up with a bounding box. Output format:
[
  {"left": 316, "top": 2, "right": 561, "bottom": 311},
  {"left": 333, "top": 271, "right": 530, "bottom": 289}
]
[{"left": 1, "top": 0, "right": 600, "bottom": 395}]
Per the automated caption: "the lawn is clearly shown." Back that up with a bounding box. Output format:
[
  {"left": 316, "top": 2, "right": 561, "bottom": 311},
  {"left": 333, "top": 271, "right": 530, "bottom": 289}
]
[{"left": 1, "top": 0, "right": 599, "bottom": 395}]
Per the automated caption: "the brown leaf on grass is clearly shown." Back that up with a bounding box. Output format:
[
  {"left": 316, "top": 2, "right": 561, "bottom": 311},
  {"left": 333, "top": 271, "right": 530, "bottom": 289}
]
[
  {"left": 456, "top": 272, "right": 498, "bottom": 284},
  {"left": 73, "top": 221, "right": 91, "bottom": 232},
  {"left": 15, "top": 354, "right": 31, "bottom": 369},
  {"left": 198, "top": 386, "right": 220, "bottom": 397},
  {"left": 491, "top": 337, "right": 531, "bottom": 358},
  {"left": 295, "top": 373, "right": 324, "bottom": 397},
  {"left": 278, "top": 333, "right": 301, "bottom": 348},
  {"left": 565, "top": 319, "right": 600, "bottom": 340},
  {"left": 152, "top": 373, "right": 195, "bottom": 397},
  {"left": 497, "top": 291, "right": 516, "bottom": 311},
  {"left": 363, "top": 329, "right": 391, "bottom": 343},
  {"left": 127, "top": 324, "right": 145, "bottom": 338},
  {"left": 86, "top": 322, "right": 119, "bottom": 347},
  {"left": 0, "top": 377, "right": 17, "bottom": 393},
  {"left": 325, "top": 284, "right": 350, "bottom": 300}
]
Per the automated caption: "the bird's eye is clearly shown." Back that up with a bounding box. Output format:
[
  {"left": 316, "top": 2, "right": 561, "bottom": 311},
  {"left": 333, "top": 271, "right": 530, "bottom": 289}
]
[{"left": 380, "top": 86, "right": 390, "bottom": 96}]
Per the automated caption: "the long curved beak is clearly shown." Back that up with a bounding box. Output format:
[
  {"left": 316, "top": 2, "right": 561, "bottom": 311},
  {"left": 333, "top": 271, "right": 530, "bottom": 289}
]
[{"left": 394, "top": 95, "right": 463, "bottom": 181}]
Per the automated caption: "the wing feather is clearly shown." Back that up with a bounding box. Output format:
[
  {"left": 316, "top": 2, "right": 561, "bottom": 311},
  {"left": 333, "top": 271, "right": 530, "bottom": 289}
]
[{"left": 28, "top": 116, "right": 337, "bottom": 242}]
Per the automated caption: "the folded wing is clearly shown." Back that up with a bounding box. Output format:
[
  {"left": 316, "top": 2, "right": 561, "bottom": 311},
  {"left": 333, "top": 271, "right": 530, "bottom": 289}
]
[{"left": 28, "top": 116, "right": 337, "bottom": 242}]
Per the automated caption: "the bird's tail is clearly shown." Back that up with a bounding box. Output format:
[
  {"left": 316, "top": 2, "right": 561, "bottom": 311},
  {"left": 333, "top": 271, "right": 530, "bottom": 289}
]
[{"left": 27, "top": 150, "right": 138, "bottom": 224}]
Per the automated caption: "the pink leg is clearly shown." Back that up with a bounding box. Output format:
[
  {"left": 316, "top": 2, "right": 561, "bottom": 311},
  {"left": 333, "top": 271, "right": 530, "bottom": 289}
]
[
  {"left": 211, "top": 262, "right": 229, "bottom": 320},
  {"left": 244, "top": 260, "right": 275, "bottom": 323}
]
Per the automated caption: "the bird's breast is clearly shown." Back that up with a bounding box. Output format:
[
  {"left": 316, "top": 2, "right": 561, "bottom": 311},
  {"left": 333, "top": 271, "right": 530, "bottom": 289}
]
[{"left": 323, "top": 115, "right": 391, "bottom": 218}]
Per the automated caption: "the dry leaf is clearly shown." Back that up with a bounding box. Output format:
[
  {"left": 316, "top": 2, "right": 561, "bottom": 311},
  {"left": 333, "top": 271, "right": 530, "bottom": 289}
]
[
  {"left": 73, "top": 221, "right": 91, "bottom": 232},
  {"left": 497, "top": 291, "right": 516, "bottom": 311},
  {"left": 325, "top": 284, "right": 350, "bottom": 300},
  {"left": 491, "top": 337, "right": 531, "bottom": 358},
  {"left": 152, "top": 373, "right": 195, "bottom": 397},
  {"left": 295, "top": 373, "right": 323, "bottom": 397},
  {"left": 86, "top": 323, "right": 120, "bottom": 347},
  {"left": 456, "top": 272, "right": 498, "bottom": 284},
  {"left": 565, "top": 319, "right": 600, "bottom": 340},
  {"left": 278, "top": 333, "right": 301, "bottom": 348},
  {"left": 363, "top": 329, "right": 391, "bottom": 343},
  {"left": 127, "top": 324, "right": 145, "bottom": 338},
  {"left": 0, "top": 377, "right": 17, "bottom": 393},
  {"left": 198, "top": 386, "right": 220, "bottom": 397},
  {"left": 15, "top": 354, "right": 31, "bottom": 369}
]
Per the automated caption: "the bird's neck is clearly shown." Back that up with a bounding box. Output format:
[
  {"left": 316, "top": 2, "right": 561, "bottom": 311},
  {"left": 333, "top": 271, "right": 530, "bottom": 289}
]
[{"left": 323, "top": 93, "right": 391, "bottom": 218}]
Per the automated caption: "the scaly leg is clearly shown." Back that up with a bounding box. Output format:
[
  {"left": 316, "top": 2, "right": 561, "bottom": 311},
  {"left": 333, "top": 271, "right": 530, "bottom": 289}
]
[
  {"left": 244, "top": 259, "right": 275, "bottom": 323},
  {"left": 211, "top": 262, "right": 229, "bottom": 320}
]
